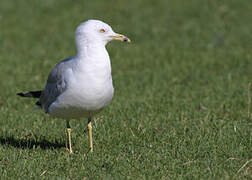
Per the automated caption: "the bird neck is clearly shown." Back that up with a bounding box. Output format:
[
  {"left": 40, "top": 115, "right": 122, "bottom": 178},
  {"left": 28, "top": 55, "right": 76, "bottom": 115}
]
[
  {"left": 75, "top": 42, "right": 112, "bottom": 82},
  {"left": 76, "top": 39, "right": 107, "bottom": 59}
]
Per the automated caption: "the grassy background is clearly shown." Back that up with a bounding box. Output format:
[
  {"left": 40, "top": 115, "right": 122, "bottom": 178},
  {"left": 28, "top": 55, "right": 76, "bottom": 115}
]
[{"left": 0, "top": 0, "right": 251, "bottom": 179}]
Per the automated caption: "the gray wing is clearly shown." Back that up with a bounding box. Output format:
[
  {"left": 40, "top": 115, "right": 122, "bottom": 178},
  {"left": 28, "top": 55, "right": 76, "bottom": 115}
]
[{"left": 39, "top": 57, "right": 73, "bottom": 113}]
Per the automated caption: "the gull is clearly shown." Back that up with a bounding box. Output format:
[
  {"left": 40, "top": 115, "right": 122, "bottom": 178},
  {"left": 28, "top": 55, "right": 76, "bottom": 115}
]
[{"left": 17, "top": 20, "right": 130, "bottom": 153}]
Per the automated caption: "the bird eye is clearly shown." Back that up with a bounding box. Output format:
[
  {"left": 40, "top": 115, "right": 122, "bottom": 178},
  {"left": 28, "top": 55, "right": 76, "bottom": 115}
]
[{"left": 100, "top": 29, "right": 105, "bottom": 33}]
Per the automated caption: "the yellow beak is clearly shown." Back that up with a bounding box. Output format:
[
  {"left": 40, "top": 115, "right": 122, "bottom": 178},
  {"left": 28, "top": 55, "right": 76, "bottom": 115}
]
[{"left": 109, "top": 33, "right": 131, "bottom": 43}]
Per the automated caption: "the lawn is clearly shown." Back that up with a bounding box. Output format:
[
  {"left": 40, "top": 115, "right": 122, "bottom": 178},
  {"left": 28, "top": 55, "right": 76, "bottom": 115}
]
[{"left": 0, "top": 0, "right": 251, "bottom": 179}]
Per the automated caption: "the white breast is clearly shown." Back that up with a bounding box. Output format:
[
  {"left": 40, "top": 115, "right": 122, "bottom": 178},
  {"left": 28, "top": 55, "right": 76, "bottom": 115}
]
[{"left": 48, "top": 46, "right": 114, "bottom": 119}]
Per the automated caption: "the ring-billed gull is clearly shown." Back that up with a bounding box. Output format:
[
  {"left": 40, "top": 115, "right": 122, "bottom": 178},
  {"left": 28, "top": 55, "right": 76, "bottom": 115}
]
[{"left": 17, "top": 19, "right": 130, "bottom": 153}]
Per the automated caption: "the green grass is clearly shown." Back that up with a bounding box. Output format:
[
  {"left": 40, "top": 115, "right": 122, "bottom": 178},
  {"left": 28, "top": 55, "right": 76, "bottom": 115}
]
[{"left": 0, "top": 0, "right": 251, "bottom": 179}]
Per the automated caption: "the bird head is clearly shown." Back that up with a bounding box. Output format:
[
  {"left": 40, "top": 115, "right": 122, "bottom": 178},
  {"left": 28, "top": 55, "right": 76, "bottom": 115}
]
[{"left": 75, "top": 20, "right": 130, "bottom": 46}]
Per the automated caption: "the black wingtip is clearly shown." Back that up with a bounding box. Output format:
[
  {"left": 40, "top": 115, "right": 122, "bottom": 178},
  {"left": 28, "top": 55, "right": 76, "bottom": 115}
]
[
  {"left": 17, "top": 92, "right": 25, "bottom": 97},
  {"left": 17, "top": 91, "right": 42, "bottom": 98}
]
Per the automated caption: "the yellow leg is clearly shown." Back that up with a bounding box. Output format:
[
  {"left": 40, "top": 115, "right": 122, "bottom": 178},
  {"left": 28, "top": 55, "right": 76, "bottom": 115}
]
[
  {"left": 66, "top": 120, "right": 73, "bottom": 154},
  {"left": 88, "top": 120, "right": 93, "bottom": 152}
]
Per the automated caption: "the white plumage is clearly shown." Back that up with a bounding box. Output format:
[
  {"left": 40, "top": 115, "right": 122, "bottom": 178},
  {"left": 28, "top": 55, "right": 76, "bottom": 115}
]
[
  {"left": 18, "top": 19, "right": 130, "bottom": 153},
  {"left": 41, "top": 20, "right": 116, "bottom": 118}
]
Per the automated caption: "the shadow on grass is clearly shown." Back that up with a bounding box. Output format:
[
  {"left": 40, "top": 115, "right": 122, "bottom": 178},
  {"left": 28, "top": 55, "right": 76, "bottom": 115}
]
[{"left": 0, "top": 136, "right": 65, "bottom": 150}]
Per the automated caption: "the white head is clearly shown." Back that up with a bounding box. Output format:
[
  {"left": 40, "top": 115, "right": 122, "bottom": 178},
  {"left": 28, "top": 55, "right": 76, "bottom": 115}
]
[{"left": 75, "top": 20, "right": 130, "bottom": 49}]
